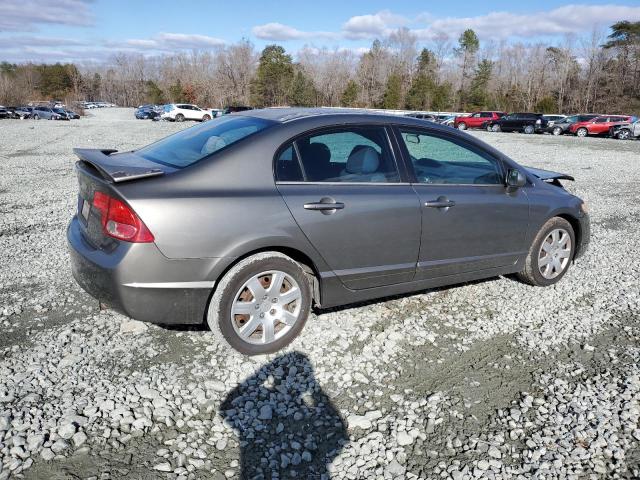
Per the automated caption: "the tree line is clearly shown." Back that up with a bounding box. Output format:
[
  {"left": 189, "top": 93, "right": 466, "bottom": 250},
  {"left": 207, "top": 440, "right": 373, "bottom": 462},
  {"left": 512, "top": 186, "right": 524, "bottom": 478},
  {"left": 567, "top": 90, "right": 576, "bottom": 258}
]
[{"left": 1, "top": 21, "right": 638, "bottom": 115}]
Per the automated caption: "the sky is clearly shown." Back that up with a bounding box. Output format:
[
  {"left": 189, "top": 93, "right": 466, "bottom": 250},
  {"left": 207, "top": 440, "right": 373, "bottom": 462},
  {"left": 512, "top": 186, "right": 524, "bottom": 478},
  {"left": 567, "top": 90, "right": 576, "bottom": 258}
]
[{"left": 1, "top": 0, "right": 640, "bottom": 63}]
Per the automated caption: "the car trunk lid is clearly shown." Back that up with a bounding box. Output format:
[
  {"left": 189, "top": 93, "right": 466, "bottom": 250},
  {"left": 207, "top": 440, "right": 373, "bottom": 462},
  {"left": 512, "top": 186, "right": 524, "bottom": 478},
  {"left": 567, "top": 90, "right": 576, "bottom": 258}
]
[{"left": 73, "top": 149, "right": 171, "bottom": 249}]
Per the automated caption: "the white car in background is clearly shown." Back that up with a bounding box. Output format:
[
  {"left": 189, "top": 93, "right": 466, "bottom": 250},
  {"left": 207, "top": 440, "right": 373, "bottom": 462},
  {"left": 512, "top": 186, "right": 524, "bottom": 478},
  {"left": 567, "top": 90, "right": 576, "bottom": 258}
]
[{"left": 161, "top": 104, "right": 214, "bottom": 122}]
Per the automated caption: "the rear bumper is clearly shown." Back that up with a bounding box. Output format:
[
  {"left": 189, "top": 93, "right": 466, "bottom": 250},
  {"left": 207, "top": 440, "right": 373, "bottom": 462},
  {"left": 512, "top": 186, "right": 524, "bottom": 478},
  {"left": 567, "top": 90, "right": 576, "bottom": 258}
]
[{"left": 67, "top": 216, "right": 225, "bottom": 325}]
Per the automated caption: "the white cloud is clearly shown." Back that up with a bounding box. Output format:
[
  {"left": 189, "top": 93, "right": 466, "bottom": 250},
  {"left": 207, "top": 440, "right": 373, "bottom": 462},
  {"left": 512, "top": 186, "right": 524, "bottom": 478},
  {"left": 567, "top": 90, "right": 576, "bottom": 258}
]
[
  {"left": 342, "top": 10, "right": 409, "bottom": 40},
  {"left": 0, "top": 36, "right": 85, "bottom": 49},
  {"left": 419, "top": 5, "right": 640, "bottom": 40},
  {"left": 252, "top": 22, "right": 336, "bottom": 41},
  {"left": 119, "top": 33, "right": 225, "bottom": 51},
  {"left": 0, "top": 0, "right": 93, "bottom": 31}
]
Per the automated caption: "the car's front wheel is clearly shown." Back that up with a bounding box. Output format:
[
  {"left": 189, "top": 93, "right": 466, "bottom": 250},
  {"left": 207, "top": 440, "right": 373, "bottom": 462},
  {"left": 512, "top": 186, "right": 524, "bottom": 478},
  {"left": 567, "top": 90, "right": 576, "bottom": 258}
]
[
  {"left": 617, "top": 129, "right": 631, "bottom": 140},
  {"left": 491, "top": 124, "right": 501, "bottom": 132},
  {"left": 202, "top": 114, "right": 211, "bottom": 121},
  {"left": 517, "top": 217, "right": 575, "bottom": 286},
  {"left": 175, "top": 113, "right": 185, "bottom": 122},
  {"left": 457, "top": 122, "right": 467, "bottom": 130},
  {"left": 523, "top": 125, "right": 535, "bottom": 134},
  {"left": 576, "top": 127, "right": 588, "bottom": 137},
  {"left": 207, "top": 252, "right": 312, "bottom": 355},
  {"left": 552, "top": 126, "right": 563, "bottom": 136}
]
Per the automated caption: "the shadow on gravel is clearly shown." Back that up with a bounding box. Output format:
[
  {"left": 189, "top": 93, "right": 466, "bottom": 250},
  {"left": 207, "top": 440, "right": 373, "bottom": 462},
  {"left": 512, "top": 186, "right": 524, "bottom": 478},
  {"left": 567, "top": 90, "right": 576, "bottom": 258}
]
[{"left": 221, "top": 352, "right": 347, "bottom": 479}]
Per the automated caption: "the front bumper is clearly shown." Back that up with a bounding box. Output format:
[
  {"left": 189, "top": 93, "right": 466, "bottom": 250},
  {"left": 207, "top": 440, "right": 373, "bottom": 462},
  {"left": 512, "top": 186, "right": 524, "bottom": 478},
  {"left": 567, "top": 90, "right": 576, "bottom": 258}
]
[
  {"left": 67, "top": 216, "right": 223, "bottom": 325},
  {"left": 575, "top": 213, "right": 590, "bottom": 260}
]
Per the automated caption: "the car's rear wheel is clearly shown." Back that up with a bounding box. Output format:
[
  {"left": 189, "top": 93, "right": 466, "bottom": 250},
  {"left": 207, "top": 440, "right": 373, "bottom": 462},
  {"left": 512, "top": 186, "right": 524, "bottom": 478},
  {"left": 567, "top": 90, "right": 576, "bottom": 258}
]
[
  {"left": 33, "top": 114, "right": 39, "bottom": 120},
  {"left": 202, "top": 114, "right": 211, "bottom": 121},
  {"left": 576, "top": 127, "right": 588, "bottom": 137},
  {"left": 523, "top": 125, "right": 535, "bottom": 134},
  {"left": 517, "top": 217, "right": 575, "bottom": 287},
  {"left": 457, "top": 122, "right": 467, "bottom": 130},
  {"left": 207, "top": 252, "right": 312, "bottom": 355},
  {"left": 552, "top": 126, "right": 563, "bottom": 136},
  {"left": 175, "top": 113, "right": 185, "bottom": 122}
]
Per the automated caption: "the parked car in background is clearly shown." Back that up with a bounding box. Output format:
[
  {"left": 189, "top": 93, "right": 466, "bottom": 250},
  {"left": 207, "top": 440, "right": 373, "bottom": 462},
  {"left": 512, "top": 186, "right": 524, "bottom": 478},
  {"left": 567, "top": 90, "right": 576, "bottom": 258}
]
[
  {"left": 406, "top": 113, "right": 436, "bottom": 121},
  {"left": 67, "top": 108, "right": 589, "bottom": 355},
  {"left": 613, "top": 119, "right": 640, "bottom": 140},
  {"left": 135, "top": 105, "right": 161, "bottom": 120},
  {"left": 454, "top": 111, "right": 505, "bottom": 130},
  {"left": 161, "top": 104, "right": 214, "bottom": 122},
  {"left": 438, "top": 115, "right": 456, "bottom": 127},
  {"left": 487, "top": 113, "right": 548, "bottom": 134},
  {"left": 223, "top": 106, "right": 253, "bottom": 115},
  {"left": 542, "top": 115, "right": 566, "bottom": 131},
  {"left": 32, "top": 106, "right": 62, "bottom": 120},
  {"left": 568, "top": 115, "right": 634, "bottom": 137},
  {"left": 545, "top": 114, "right": 599, "bottom": 136},
  {"left": 0, "top": 106, "right": 10, "bottom": 119},
  {"left": 14, "top": 107, "right": 33, "bottom": 119},
  {"left": 51, "top": 107, "right": 72, "bottom": 120}
]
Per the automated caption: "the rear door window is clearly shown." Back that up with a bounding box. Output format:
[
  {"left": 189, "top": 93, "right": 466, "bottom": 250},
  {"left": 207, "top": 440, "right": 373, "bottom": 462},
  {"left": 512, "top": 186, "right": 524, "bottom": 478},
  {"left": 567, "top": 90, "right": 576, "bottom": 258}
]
[{"left": 293, "top": 127, "right": 400, "bottom": 183}]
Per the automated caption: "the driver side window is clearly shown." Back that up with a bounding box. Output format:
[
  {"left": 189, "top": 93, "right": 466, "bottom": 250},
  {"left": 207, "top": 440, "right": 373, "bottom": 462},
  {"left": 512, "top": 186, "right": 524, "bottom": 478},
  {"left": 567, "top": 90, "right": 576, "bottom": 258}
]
[{"left": 398, "top": 130, "right": 503, "bottom": 185}]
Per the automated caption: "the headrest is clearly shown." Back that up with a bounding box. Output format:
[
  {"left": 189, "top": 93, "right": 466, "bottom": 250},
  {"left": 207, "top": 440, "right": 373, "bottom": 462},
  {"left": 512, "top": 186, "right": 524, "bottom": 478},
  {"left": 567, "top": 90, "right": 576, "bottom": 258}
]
[
  {"left": 346, "top": 146, "right": 380, "bottom": 174},
  {"left": 301, "top": 142, "right": 330, "bottom": 164}
]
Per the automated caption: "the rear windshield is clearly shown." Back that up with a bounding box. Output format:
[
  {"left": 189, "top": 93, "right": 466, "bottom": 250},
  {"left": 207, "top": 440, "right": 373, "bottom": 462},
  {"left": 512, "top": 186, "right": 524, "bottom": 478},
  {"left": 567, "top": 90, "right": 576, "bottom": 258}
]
[{"left": 138, "top": 116, "right": 274, "bottom": 169}]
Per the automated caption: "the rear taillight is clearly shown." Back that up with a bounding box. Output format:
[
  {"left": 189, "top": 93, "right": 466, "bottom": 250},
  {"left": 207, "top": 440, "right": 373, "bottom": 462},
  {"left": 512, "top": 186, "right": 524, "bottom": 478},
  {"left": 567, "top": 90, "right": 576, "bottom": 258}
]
[{"left": 92, "top": 191, "right": 154, "bottom": 243}]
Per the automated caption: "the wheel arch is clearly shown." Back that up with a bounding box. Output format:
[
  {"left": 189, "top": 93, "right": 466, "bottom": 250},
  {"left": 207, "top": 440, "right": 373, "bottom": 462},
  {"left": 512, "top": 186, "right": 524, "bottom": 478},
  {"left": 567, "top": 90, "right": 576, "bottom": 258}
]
[{"left": 555, "top": 213, "right": 584, "bottom": 259}]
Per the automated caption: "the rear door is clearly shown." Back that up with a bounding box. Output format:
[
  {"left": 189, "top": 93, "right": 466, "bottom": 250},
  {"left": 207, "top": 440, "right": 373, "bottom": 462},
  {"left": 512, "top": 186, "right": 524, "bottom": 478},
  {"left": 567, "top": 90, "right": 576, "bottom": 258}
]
[
  {"left": 395, "top": 127, "right": 530, "bottom": 279},
  {"left": 275, "top": 125, "right": 421, "bottom": 290}
]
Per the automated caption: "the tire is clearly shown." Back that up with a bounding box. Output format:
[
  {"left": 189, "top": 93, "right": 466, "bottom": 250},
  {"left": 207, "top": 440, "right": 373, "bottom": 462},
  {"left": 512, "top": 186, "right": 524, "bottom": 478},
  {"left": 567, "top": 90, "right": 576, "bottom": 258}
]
[
  {"left": 576, "top": 127, "right": 588, "bottom": 137},
  {"left": 491, "top": 124, "right": 501, "bottom": 132},
  {"left": 202, "top": 114, "right": 211, "bottom": 121},
  {"left": 516, "top": 217, "right": 575, "bottom": 287},
  {"left": 457, "top": 122, "right": 467, "bottom": 130},
  {"left": 207, "top": 252, "right": 312, "bottom": 355},
  {"left": 175, "top": 113, "right": 185, "bottom": 122},
  {"left": 33, "top": 114, "right": 39, "bottom": 120},
  {"left": 617, "top": 129, "right": 631, "bottom": 140},
  {"left": 552, "top": 126, "right": 563, "bottom": 136},
  {"left": 523, "top": 125, "right": 535, "bottom": 134}
]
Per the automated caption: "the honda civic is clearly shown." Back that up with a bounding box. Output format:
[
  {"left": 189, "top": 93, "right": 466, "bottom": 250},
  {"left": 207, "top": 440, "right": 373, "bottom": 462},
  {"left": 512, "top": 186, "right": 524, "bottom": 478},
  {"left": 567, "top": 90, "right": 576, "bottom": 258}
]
[{"left": 67, "top": 108, "right": 590, "bottom": 355}]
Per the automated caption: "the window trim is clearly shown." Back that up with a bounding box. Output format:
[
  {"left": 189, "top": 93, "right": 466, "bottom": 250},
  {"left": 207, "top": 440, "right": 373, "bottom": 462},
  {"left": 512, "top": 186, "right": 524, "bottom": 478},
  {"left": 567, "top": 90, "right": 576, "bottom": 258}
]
[
  {"left": 273, "top": 124, "right": 407, "bottom": 185},
  {"left": 392, "top": 126, "right": 508, "bottom": 187}
]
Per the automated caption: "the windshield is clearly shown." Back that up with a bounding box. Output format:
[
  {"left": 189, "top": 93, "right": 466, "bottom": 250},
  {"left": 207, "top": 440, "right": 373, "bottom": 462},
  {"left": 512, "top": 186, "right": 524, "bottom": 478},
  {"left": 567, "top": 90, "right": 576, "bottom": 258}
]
[{"left": 137, "top": 115, "right": 274, "bottom": 169}]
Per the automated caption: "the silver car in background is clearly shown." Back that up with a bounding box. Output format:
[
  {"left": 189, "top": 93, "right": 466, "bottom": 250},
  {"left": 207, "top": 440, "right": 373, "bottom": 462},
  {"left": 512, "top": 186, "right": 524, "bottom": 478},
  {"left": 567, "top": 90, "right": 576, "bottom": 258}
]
[{"left": 68, "top": 108, "right": 590, "bottom": 355}]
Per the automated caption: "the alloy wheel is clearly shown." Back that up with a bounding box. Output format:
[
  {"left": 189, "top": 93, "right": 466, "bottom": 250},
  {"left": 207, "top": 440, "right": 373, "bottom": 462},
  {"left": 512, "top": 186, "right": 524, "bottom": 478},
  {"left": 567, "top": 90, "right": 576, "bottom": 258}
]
[
  {"left": 230, "top": 270, "right": 302, "bottom": 345},
  {"left": 553, "top": 127, "right": 562, "bottom": 136},
  {"left": 576, "top": 128, "right": 588, "bottom": 137},
  {"left": 538, "top": 228, "right": 572, "bottom": 279}
]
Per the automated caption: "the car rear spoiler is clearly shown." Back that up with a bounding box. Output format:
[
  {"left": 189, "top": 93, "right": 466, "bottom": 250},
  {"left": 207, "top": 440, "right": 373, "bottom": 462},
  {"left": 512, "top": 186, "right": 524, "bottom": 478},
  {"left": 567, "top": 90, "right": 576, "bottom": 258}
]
[
  {"left": 73, "top": 148, "right": 165, "bottom": 183},
  {"left": 525, "top": 166, "right": 574, "bottom": 182}
]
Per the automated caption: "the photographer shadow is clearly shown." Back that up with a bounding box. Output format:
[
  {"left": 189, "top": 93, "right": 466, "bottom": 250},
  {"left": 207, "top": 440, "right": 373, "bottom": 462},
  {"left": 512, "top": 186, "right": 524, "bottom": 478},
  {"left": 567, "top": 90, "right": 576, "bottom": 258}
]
[{"left": 220, "top": 352, "right": 347, "bottom": 479}]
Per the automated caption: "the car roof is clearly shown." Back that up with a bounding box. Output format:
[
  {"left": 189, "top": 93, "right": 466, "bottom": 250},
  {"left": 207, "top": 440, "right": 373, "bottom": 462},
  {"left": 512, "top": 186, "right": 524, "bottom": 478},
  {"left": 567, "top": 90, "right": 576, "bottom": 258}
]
[{"left": 235, "top": 107, "right": 453, "bottom": 130}]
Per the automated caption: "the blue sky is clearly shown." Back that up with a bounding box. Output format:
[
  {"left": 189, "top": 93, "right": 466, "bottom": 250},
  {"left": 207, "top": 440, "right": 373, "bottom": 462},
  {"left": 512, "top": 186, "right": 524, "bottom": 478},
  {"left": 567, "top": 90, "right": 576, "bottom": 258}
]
[{"left": 2, "top": 0, "right": 640, "bottom": 63}]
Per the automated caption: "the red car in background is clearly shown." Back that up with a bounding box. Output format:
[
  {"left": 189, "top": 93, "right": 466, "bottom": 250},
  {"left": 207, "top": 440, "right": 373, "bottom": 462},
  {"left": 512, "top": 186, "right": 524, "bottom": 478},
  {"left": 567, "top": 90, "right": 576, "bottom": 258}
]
[
  {"left": 454, "top": 111, "right": 505, "bottom": 130},
  {"left": 568, "top": 115, "right": 634, "bottom": 137}
]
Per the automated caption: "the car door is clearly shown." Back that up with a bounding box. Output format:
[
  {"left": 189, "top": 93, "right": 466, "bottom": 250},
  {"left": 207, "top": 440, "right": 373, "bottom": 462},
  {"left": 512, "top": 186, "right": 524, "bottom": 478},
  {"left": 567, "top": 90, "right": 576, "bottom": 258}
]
[
  {"left": 501, "top": 114, "right": 517, "bottom": 131},
  {"left": 394, "top": 127, "right": 530, "bottom": 280},
  {"left": 590, "top": 117, "right": 609, "bottom": 134},
  {"left": 275, "top": 125, "right": 421, "bottom": 290}
]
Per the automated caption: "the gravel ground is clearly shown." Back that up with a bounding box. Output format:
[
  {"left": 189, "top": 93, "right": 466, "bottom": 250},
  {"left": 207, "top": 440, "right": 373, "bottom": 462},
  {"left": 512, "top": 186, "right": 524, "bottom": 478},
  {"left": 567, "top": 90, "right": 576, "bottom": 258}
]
[{"left": 0, "top": 109, "right": 639, "bottom": 480}]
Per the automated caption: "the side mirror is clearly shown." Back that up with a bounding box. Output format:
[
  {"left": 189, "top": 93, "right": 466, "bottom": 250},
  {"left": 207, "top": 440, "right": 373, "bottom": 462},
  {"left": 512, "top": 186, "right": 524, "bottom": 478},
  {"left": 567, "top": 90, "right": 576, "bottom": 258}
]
[{"left": 506, "top": 169, "right": 526, "bottom": 188}]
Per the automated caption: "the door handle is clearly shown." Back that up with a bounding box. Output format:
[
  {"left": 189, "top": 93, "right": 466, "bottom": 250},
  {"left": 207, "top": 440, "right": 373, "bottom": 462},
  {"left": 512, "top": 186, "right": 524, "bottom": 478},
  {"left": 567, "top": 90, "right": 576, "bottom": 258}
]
[
  {"left": 424, "top": 198, "right": 456, "bottom": 209},
  {"left": 304, "top": 201, "right": 345, "bottom": 211}
]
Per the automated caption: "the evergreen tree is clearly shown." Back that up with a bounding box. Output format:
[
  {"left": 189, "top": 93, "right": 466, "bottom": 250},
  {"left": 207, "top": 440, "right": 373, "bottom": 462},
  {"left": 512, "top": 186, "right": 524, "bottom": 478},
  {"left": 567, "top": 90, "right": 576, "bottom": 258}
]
[
  {"left": 251, "top": 45, "right": 294, "bottom": 107},
  {"left": 456, "top": 29, "right": 480, "bottom": 109},
  {"left": 146, "top": 80, "right": 165, "bottom": 104},
  {"left": 381, "top": 74, "right": 402, "bottom": 109},
  {"left": 467, "top": 59, "right": 493, "bottom": 110},
  {"left": 340, "top": 80, "right": 359, "bottom": 107},
  {"left": 405, "top": 49, "right": 438, "bottom": 110},
  {"left": 289, "top": 70, "right": 316, "bottom": 107}
]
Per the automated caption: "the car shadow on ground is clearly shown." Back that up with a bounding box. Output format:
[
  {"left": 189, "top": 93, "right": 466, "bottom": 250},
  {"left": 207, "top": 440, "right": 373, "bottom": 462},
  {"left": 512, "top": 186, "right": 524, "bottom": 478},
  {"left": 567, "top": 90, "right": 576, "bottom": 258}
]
[{"left": 220, "top": 352, "right": 347, "bottom": 479}]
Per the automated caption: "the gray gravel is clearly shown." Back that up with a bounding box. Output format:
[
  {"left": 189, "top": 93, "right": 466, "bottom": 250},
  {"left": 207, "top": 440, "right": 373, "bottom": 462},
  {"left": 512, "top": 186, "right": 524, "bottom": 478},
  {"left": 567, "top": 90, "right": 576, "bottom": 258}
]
[{"left": 0, "top": 109, "right": 639, "bottom": 479}]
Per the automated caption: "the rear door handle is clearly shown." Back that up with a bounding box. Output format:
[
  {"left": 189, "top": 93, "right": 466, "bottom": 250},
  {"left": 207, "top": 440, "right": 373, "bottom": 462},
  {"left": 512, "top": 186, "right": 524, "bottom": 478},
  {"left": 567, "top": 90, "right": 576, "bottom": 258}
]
[
  {"left": 304, "top": 201, "right": 345, "bottom": 211},
  {"left": 424, "top": 197, "right": 456, "bottom": 209}
]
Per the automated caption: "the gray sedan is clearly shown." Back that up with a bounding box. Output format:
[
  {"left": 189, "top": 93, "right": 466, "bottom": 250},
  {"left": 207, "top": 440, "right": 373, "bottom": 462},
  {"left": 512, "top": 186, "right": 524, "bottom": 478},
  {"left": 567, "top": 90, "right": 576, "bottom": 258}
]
[{"left": 67, "top": 108, "right": 590, "bottom": 355}]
